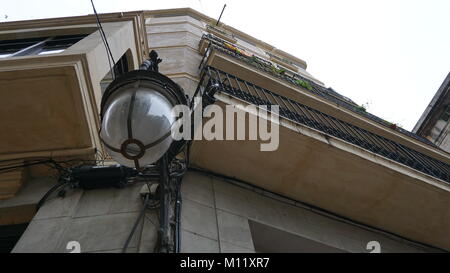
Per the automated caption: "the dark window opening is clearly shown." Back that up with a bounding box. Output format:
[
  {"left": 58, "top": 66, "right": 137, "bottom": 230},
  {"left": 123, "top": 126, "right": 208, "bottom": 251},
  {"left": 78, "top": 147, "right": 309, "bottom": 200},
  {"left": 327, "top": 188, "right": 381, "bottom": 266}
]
[
  {"left": 113, "top": 52, "right": 130, "bottom": 77},
  {"left": 0, "top": 34, "right": 88, "bottom": 58},
  {"left": 249, "top": 220, "right": 346, "bottom": 253},
  {"left": 0, "top": 223, "right": 29, "bottom": 253},
  {"left": 439, "top": 105, "right": 450, "bottom": 122},
  {"left": 100, "top": 51, "right": 130, "bottom": 94}
]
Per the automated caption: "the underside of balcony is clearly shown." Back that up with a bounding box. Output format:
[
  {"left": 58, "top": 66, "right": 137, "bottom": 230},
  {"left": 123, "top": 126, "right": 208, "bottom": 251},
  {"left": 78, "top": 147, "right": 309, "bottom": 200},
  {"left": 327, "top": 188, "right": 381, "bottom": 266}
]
[
  {"left": 190, "top": 65, "right": 450, "bottom": 251},
  {"left": 190, "top": 96, "right": 450, "bottom": 251}
]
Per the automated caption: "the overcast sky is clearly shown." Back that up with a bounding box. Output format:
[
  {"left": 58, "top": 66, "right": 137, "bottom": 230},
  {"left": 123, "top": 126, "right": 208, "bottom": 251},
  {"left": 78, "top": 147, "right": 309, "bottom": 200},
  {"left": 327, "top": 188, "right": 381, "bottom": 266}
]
[{"left": 2, "top": 0, "right": 450, "bottom": 130}]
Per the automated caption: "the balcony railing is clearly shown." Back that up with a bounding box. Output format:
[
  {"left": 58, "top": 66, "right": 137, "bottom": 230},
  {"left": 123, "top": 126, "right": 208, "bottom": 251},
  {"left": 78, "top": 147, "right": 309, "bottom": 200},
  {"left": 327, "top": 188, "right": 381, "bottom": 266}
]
[
  {"left": 199, "top": 34, "right": 436, "bottom": 147},
  {"left": 196, "top": 65, "right": 450, "bottom": 183}
]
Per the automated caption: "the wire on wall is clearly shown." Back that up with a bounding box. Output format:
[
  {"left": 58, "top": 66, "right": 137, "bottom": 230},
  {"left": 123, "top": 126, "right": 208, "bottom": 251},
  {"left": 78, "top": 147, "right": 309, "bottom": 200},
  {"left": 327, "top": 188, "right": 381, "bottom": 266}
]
[{"left": 90, "top": 0, "right": 116, "bottom": 79}]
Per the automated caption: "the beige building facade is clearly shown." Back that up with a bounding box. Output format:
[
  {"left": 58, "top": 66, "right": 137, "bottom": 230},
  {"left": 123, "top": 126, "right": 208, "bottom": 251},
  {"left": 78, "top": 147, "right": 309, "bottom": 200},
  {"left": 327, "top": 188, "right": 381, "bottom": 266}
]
[
  {"left": 414, "top": 73, "right": 450, "bottom": 153},
  {"left": 0, "top": 8, "right": 449, "bottom": 253}
]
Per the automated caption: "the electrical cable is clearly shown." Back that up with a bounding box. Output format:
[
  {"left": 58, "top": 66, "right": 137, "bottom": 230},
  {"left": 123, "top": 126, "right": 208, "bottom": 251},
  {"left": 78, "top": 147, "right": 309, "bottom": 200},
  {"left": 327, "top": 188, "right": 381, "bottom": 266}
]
[
  {"left": 36, "top": 179, "right": 70, "bottom": 210},
  {"left": 145, "top": 215, "right": 158, "bottom": 231},
  {"left": 153, "top": 209, "right": 161, "bottom": 253},
  {"left": 96, "top": 25, "right": 114, "bottom": 80},
  {"left": 143, "top": 182, "right": 161, "bottom": 209},
  {"left": 90, "top": 0, "right": 116, "bottom": 79},
  {"left": 1, "top": 157, "right": 103, "bottom": 212},
  {"left": 29, "top": 146, "right": 189, "bottom": 253},
  {"left": 0, "top": 160, "right": 51, "bottom": 174},
  {"left": 0, "top": 159, "right": 97, "bottom": 177},
  {"left": 173, "top": 142, "right": 190, "bottom": 253},
  {"left": 90, "top": 0, "right": 115, "bottom": 64},
  {"left": 174, "top": 177, "right": 182, "bottom": 253},
  {"left": 122, "top": 193, "right": 149, "bottom": 253},
  {"left": 7, "top": 141, "right": 189, "bottom": 253},
  {"left": 0, "top": 158, "right": 94, "bottom": 170}
]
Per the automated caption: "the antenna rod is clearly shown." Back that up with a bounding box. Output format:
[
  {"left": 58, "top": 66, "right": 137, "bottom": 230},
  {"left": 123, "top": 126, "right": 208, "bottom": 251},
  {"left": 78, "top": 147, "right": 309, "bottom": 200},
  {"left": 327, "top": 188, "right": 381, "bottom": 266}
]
[{"left": 215, "top": 4, "right": 227, "bottom": 26}]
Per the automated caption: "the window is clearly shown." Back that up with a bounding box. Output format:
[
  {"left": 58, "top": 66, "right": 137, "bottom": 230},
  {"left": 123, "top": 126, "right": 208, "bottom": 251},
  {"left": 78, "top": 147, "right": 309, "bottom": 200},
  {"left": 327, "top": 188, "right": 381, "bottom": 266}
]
[
  {"left": 100, "top": 51, "right": 131, "bottom": 94},
  {"left": 0, "top": 223, "right": 29, "bottom": 253},
  {"left": 0, "top": 34, "right": 88, "bottom": 58},
  {"left": 249, "top": 220, "right": 346, "bottom": 253},
  {"left": 439, "top": 105, "right": 450, "bottom": 122}
]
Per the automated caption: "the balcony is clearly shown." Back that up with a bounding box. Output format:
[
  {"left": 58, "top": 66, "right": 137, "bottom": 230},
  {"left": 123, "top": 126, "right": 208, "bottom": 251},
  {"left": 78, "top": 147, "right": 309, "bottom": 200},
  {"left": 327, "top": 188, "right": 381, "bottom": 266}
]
[
  {"left": 267, "top": 53, "right": 300, "bottom": 72},
  {"left": 199, "top": 66, "right": 450, "bottom": 183},
  {"left": 205, "top": 25, "right": 237, "bottom": 44},
  {"left": 198, "top": 34, "right": 443, "bottom": 153},
  {"left": 0, "top": 13, "right": 148, "bottom": 200},
  {"left": 190, "top": 65, "right": 450, "bottom": 250}
]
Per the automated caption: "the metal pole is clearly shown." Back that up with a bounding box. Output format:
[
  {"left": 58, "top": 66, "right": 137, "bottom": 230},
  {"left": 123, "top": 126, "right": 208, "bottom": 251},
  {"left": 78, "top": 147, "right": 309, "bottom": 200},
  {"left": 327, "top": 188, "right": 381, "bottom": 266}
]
[
  {"left": 157, "top": 153, "right": 170, "bottom": 253},
  {"left": 215, "top": 4, "right": 227, "bottom": 26}
]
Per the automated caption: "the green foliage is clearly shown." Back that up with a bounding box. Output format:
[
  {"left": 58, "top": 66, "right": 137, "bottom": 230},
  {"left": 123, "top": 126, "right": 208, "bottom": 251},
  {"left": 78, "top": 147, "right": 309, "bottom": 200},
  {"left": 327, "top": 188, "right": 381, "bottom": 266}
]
[
  {"left": 355, "top": 105, "right": 367, "bottom": 112},
  {"left": 381, "top": 120, "right": 393, "bottom": 127},
  {"left": 294, "top": 79, "right": 313, "bottom": 91},
  {"left": 380, "top": 119, "right": 402, "bottom": 130},
  {"left": 250, "top": 55, "right": 262, "bottom": 66},
  {"left": 248, "top": 54, "right": 312, "bottom": 91},
  {"left": 271, "top": 65, "right": 284, "bottom": 75}
]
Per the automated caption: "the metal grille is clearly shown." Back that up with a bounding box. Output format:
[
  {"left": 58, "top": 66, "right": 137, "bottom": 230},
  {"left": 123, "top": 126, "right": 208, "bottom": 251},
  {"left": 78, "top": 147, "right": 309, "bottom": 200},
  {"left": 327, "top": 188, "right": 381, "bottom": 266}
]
[
  {"left": 198, "top": 66, "right": 450, "bottom": 183},
  {"left": 199, "top": 34, "right": 436, "bottom": 146}
]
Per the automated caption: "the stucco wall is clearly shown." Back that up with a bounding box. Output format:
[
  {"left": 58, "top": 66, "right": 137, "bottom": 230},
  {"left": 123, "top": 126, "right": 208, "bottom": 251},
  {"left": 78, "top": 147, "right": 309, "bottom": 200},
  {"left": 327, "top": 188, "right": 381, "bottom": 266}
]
[
  {"left": 180, "top": 171, "right": 438, "bottom": 253},
  {"left": 10, "top": 170, "right": 438, "bottom": 253},
  {"left": 146, "top": 15, "right": 204, "bottom": 99},
  {"left": 11, "top": 179, "right": 155, "bottom": 253}
]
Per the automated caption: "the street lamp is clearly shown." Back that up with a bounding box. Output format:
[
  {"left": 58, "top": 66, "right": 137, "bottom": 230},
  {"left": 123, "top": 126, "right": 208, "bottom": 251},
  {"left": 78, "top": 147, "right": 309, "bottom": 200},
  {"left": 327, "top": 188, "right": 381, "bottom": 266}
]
[
  {"left": 99, "top": 50, "right": 187, "bottom": 169},
  {"left": 98, "top": 51, "right": 189, "bottom": 253}
]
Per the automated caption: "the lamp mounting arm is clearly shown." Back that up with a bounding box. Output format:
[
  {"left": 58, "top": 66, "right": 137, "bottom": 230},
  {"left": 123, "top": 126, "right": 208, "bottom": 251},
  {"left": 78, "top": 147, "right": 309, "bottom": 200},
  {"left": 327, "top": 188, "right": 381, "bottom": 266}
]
[{"left": 139, "top": 50, "right": 162, "bottom": 72}]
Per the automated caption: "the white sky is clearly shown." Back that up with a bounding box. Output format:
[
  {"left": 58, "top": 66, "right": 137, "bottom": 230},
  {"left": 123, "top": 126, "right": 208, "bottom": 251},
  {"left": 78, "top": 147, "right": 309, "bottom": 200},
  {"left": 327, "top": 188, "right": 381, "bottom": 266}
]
[{"left": 2, "top": 0, "right": 450, "bottom": 130}]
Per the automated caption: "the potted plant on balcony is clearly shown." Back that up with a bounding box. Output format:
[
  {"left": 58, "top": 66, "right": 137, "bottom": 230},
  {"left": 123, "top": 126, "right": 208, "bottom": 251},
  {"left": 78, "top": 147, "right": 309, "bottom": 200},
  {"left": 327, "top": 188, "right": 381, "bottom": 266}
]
[
  {"left": 270, "top": 64, "right": 286, "bottom": 76},
  {"left": 388, "top": 122, "right": 402, "bottom": 130},
  {"left": 248, "top": 55, "right": 264, "bottom": 69},
  {"left": 389, "top": 123, "right": 398, "bottom": 130},
  {"left": 294, "top": 79, "right": 313, "bottom": 91},
  {"left": 238, "top": 48, "right": 252, "bottom": 58},
  {"left": 224, "top": 42, "right": 237, "bottom": 52},
  {"left": 355, "top": 105, "right": 367, "bottom": 113}
]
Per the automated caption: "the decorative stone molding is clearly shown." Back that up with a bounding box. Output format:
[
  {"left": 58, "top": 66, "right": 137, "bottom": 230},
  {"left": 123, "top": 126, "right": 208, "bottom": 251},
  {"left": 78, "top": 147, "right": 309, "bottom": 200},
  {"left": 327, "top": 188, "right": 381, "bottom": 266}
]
[{"left": 206, "top": 24, "right": 237, "bottom": 44}]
